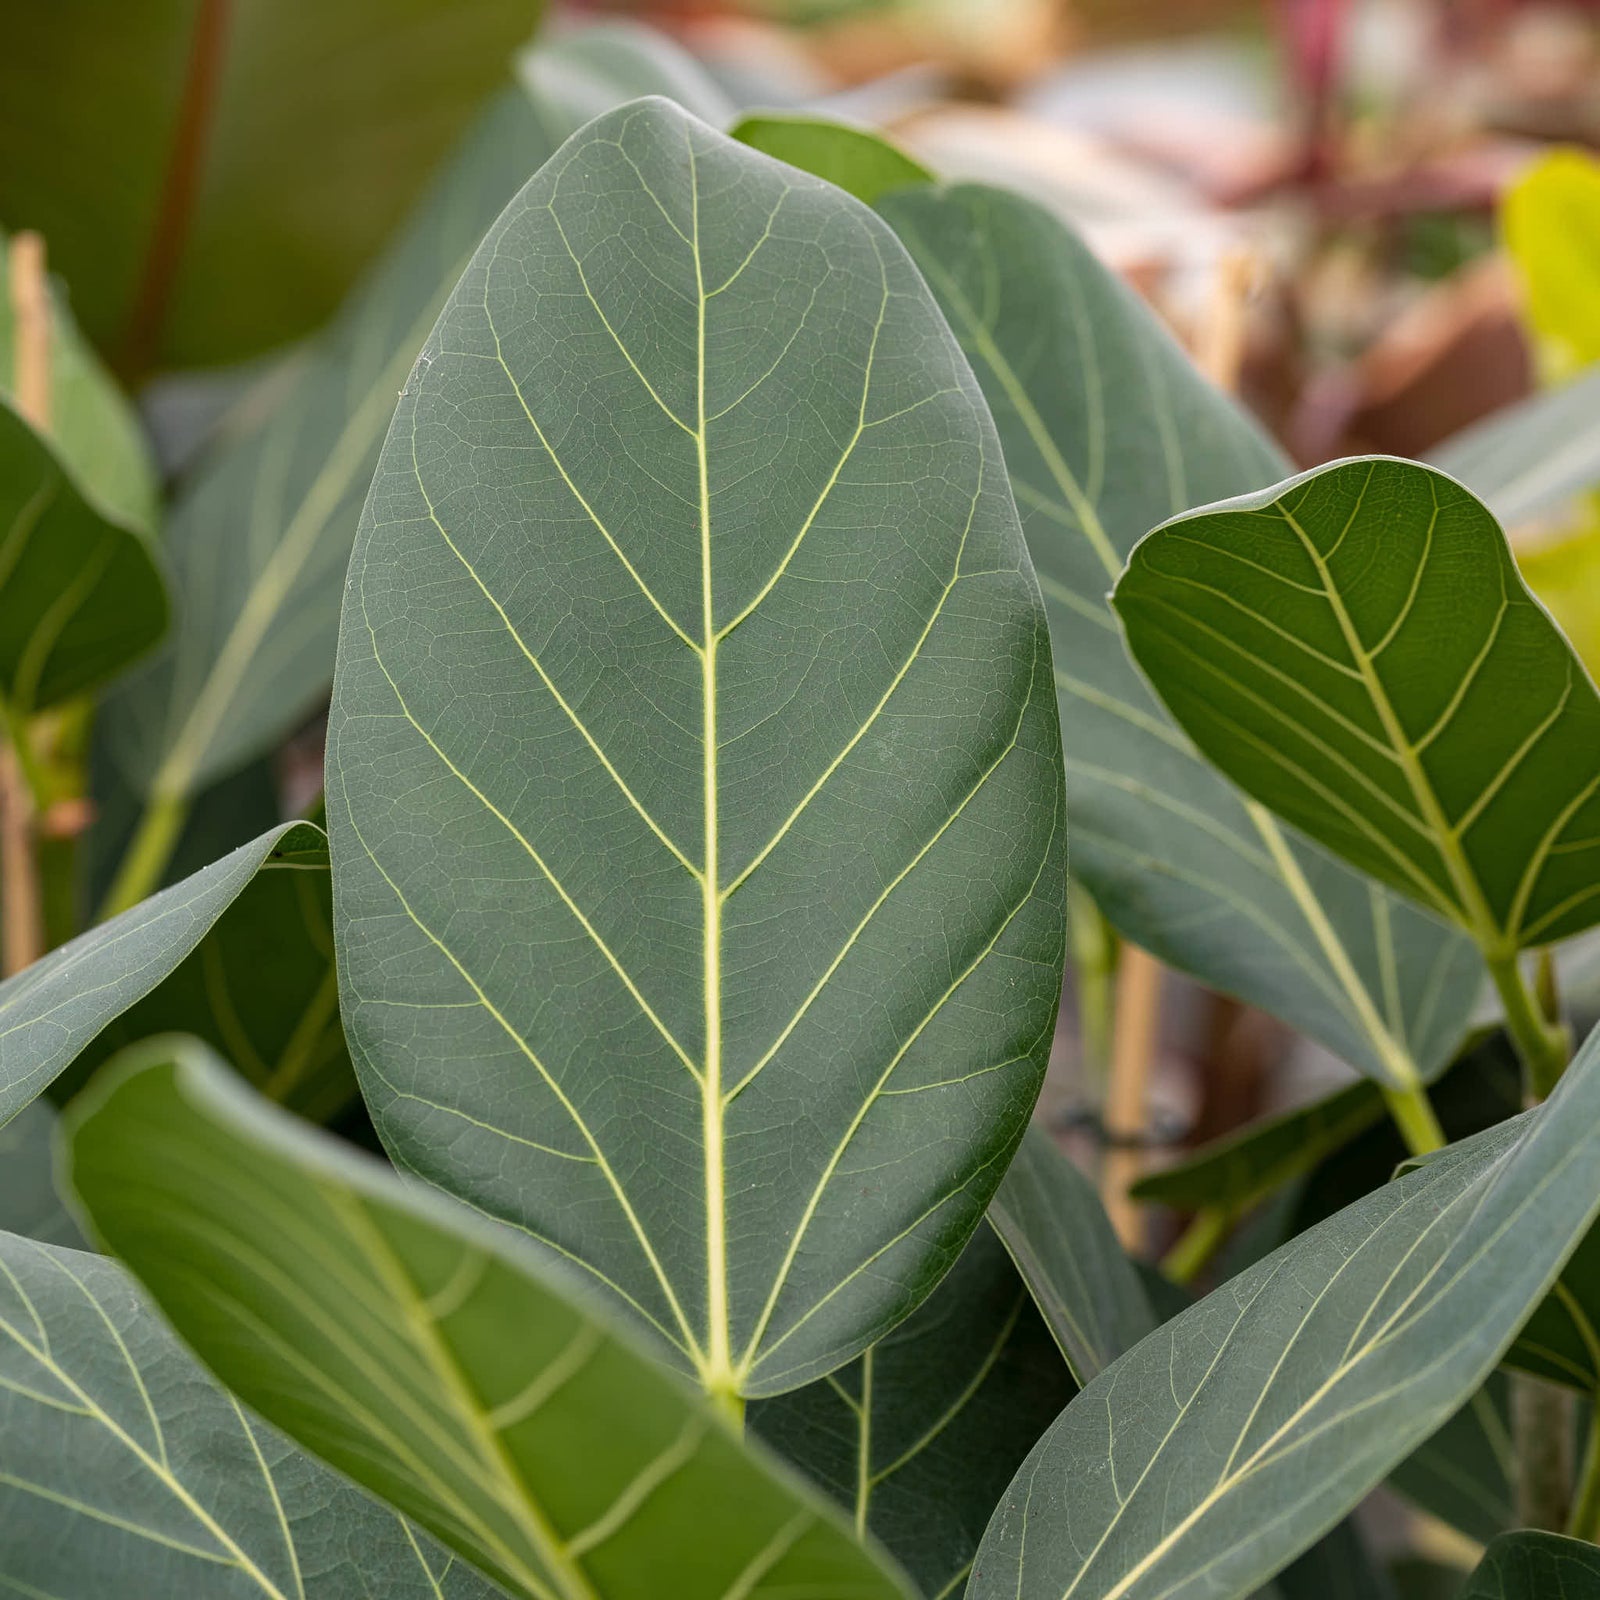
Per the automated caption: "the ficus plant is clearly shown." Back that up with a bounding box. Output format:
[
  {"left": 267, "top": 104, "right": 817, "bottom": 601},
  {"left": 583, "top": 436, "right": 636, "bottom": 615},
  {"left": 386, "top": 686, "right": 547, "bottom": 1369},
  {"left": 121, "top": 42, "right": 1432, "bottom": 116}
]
[{"left": 4, "top": 21, "right": 1600, "bottom": 1600}]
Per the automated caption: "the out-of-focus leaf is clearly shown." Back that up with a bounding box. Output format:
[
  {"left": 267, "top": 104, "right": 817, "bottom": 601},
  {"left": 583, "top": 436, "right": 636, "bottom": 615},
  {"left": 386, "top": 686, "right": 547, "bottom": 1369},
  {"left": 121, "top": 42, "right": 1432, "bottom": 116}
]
[
  {"left": 100, "top": 26, "right": 729, "bottom": 890},
  {"left": 1515, "top": 522, "right": 1600, "bottom": 682},
  {"left": 0, "top": 231, "right": 166, "bottom": 709},
  {"left": 733, "top": 114, "right": 932, "bottom": 205},
  {"left": 1131, "top": 1080, "right": 1385, "bottom": 1215},
  {"left": 967, "top": 1018, "right": 1600, "bottom": 1600},
  {"left": 0, "top": 1226, "right": 503, "bottom": 1598},
  {"left": 66, "top": 1042, "right": 915, "bottom": 1600},
  {"left": 877, "top": 182, "right": 1481, "bottom": 1093},
  {"left": 1275, "top": 1517, "right": 1398, "bottom": 1600},
  {"left": 1502, "top": 1216, "right": 1600, "bottom": 1391},
  {"left": 1503, "top": 148, "right": 1600, "bottom": 382},
  {"left": 1387, "top": 1376, "right": 1514, "bottom": 1545},
  {"left": 0, "top": 822, "right": 332, "bottom": 1123},
  {"left": 0, "top": 1099, "right": 82, "bottom": 1248},
  {"left": 1459, "top": 1532, "right": 1600, "bottom": 1598},
  {"left": 1115, "top": 457, "right": 1600, "bottom": 954},
  {"left": 751, "top": 1224, "right": 1076, "bottom": 1599},
  {"left": 987, "top": 1125, "right": 1155, "bottom": 1383},
  {"left": 327, "top": 99, "right": 1065, "bottom": 1400},
  {"left": 0, "top": 0, "right": 548, "bottom": 370}
]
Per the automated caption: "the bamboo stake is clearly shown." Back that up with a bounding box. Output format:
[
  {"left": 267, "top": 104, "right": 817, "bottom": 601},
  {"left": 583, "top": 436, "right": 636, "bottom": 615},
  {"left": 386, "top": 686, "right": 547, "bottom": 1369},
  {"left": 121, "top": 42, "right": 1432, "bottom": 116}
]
[{"left": 2, "top": 233, "right": 49, "bottom": 976}]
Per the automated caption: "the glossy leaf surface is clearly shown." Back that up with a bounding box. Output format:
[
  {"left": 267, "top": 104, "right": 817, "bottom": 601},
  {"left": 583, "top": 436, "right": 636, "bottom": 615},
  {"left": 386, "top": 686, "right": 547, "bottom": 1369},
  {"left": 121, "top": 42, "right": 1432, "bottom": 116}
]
[
  {"left": 0, "top": 1224, "right": 503, "bottom": 1598},
  {"left": 1115, "top": 457, "right": 1600, "bottom": 953},
  {"left": 878, "top": 182, "right": 1479, "bottom": 1090},
  {"left": 988, "top": 1125, "right": 1155, "bottom": 1382},
  {"left": 1459, "top": 1533, "right": 1600, "bottom": 1598},
  {"left": 327, "top": 99, "right": 1065, "bottom": 1398},
  {"left": 0, "top": 821, "right": 327, "bottom": 1122},
  {"left": 66, "top": 1044, "right": 914, "bottom": 1600},
  {"left": 968, "top": 1018, "right": 1600, "bottom": 1600},
  {"left": 751, "top": 1223, "right": 1075, "bottom": 1600}
]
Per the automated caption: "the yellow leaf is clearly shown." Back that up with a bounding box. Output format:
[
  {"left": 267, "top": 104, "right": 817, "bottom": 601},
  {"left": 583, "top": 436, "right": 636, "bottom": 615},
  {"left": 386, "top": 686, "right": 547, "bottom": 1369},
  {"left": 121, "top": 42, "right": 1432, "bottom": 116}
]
[{"left": 1503, "top": 148, "right": 1600, "bottom": 382}]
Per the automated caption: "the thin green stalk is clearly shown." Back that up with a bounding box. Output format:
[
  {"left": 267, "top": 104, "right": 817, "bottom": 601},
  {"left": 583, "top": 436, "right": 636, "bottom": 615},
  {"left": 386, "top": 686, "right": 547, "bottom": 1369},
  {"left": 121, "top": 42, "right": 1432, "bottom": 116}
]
[
  {"left": 1380, "top": 1080, "right": 1446, "bottom": 1157},
  {"left": 1069, "top": 883, "right": 1117, "bottom": 1098},
  {"left": 1489, "top": 951, "right": 1572, "bottom": 1101},
  {"left": 99, "top": 790, "right": 188, "bottom": 920},
  {"left": 1162, "top": 1205, "right": 1232, "bottom": 1285},
  {"left": 1570, "top": 1403, "right": 1600, "bottom": 1544}
]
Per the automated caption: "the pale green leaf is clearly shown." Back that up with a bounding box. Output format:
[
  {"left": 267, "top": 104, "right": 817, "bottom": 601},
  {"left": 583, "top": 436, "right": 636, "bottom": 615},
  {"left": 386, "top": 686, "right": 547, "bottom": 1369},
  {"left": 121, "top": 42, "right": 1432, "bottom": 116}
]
[
  {"left": 1113, "top": 456, "right": 1600, "bottom": 954},
  {"left": 751, "top": 1223, "right": 1075, "bottom": 1600},
  {"left": 876, "top": 182, "right": 1480, "bottom": 1091},
  {"left": 0, "top": 0, "right": 547, "bottom": 369},
  {"left": 327, "top": 99, "right": 1065, "bottom": 1399},
  {"left": 732, "top": 114, "right": 932, "bottom": 206},
  {"left": 65, "top": 1041, "right": 914, "bottom": 1600},
  {"left": 967, "top": 1016, "right": 1600, "bottom": 1600},
  {"left": 1459, "top": 1532, "right": 1600, "bottom": 1598},
  {"left": 0, "top": 821, "right": 330, "bottom": 1123},
  {"left": 101, "top": 26, "right": 730, "bottom": 861},
  {"left": 987, "top": 1125, "right": 1155, "bottom": 1383},
  {"left": 0, "top": 1224, "right": 505, "bottom": 1598},
  {"left": 0, "top": 1098, "right": 82, "bottom": 1247}
]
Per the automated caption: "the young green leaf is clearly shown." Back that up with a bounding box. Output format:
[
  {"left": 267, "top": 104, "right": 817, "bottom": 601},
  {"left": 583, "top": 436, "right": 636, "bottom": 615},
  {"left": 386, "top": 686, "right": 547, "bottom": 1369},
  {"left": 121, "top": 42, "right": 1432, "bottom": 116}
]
[
  {"left": 1458, "top": 1532, "right": 1600, "bottom": 1598},
  {"left": 967, "top": 1016, "right": 1600, "bottom": 1600},
  {"left": 0, "top": 821, "right": 331, "bottom": 1122},
  {"left": 1113, "top": 457, "right": 1600, "bottom": 957},
  {"left": 876, "top": 182, "right": 1480, "bottom": 1094},
  {"left": 327, "top": 99, "right": 1065, "bottom": 1401},
  {"left": 1130, "top": 1080, "right": 1386, "bottom": 1215},
  {"left": 0, "top": 1225, "right": 502, "bottom": 1599},
  {"left": 99, "top": 26, "right": 732, "bottom": 908},
  {"left": 751, "top": 1223, "right": 1076, "bottom": 1600},
  {"left": 65, "top": 1041, "right": 915, "bottom": 1600},
  {"left": 987, "top": 1125, "right": 1156, "bottom": 1383},
  {"left": 733, "top": 114, "right": 933, "bottom": 205}
]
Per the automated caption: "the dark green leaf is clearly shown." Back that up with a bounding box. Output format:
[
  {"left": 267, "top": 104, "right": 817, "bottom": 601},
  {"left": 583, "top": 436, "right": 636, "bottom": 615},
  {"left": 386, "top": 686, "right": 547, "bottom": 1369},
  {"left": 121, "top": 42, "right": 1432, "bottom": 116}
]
[
  {"left": 66, "top": 1042, "right": 914, "bottom": 1600},
  {"left": 1503, "top": 1219, "right": 1600, "bottom": 1391},
  {"left": 1458, "top": 1532, "right": 1600, "bottom": 1598},
  {"left": 987, "top": 1124, "right": 1155, "bottom": 1382},
  {"left": 1388, "top": 1376, "right": 1515, "bottom": 1545},
  {"left": 967, "top": 1017, "right": 1600, "bottom": 1600},
  {"left": 877, "top": 183, "right": 1480, "bottom": 1091},
  {"left": 733, "top": 114, "right": 932, "bottom": 205},
  {"left": 0, "top": 1, "right": 548, "bottom": 369},
  {"left": 1130, "top": 1081, "right": 1386, "bottom": 1214},
  {"left": 1275, "top": 1517, "right": 1398, "bottom": 1600},
  {"left": 0, "top": 1225, "right": 504, "bottom": 1598},
  {"left": 0, "top": 822, "right": 329, "bottom": 1122},
  {"left": 751, "top": 1223, "right": 1075, "bottom": 1599},
  {"left": 101, "top": 27, "right": 730, "bottom": 858},
  {"left": 0, "top": 1098, "right": 82, "bottom": 1247},
  {"left": 327, "top": 99, "right": 1065, "bottom": 1400},
  {"left": 1113, "top": 457, "right": 1600, "bottom": 953}
]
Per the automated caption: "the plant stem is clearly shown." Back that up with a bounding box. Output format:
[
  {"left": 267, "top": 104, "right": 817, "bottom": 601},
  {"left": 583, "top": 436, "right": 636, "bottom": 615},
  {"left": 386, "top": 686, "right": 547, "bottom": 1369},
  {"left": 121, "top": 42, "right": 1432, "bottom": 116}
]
[
  {"left": 1162, "top": 1205, "right": 1231, "bottom": 1285},
  {"left": 99, "top": 790, "right": 188, "bottom": 919},
  {"left": 1488, "top": 951, "right": 1572, "bottom": 1100},
  {"left": 1103, "top": 945, "right": 1163, "bottom": 1248},
  {"left": 1570, "top": 1403, "right": 1600, "bottom": 1544},
  {"left": 1380, "top": 1081, "right": 1446, "bottom": 1157}
]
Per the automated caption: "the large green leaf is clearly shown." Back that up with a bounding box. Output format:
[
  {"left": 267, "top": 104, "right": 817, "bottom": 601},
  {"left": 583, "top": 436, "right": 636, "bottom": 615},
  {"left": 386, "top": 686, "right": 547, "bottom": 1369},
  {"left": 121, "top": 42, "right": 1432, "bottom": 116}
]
[
  {"left": 876, "top": 182, "right": 1480, "bottom": 1092},
  {"left": 100, "top": 28, "right": 732, "bottom": 900},
  {"left": 0, "top": 0, "right": 546, "bottom": 371},
  {"left": 1459, "top": 1533, "right": 1600, "bottom": 1598},
  {"left": 327, "top": 99, "right": 1065, "bottom": 1401},
  {"left": 0, "top": 1224, "right": 503, "bottom": 1598},
  {"left": 66, "top": 1042, "right": 914, "bottom": 1600},
  {"left": 987, "top": 1125, "right": 1155, "bottom": 1382},
  {"left": 750, "top": 1222, "right": 1076, "bottom": 1600},
  {"left": 0, "top": 821, "right": 332, "bottom": 1122},
  {"left": 1114, "top": 456, "right": 1600, "bottom": 956},
  {"left": 967, "top": 1016, "right": 1600, "bottom": 1600}
]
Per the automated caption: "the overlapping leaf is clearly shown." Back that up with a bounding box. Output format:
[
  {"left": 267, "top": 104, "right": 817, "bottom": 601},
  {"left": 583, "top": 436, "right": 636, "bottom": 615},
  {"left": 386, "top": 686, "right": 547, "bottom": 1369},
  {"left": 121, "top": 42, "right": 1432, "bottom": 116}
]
[
  {"left": 0, "top": 1223, "right": 504, "bottom": 1598},
  {"left": 968, "top": 1016, "right": 1600, "bottom": 1600},
  {"left": 99, "top": 28, "right": 732, "bottom": 899},
  {"left": 0, "top": 1098, "right": 82, "bottom": 1247},
  {"left": 327, "top": 99, "right": 1065, "bottom": 1400},
  {"left": 733, "top": 115, "right": 932, "bottom": 206},
  {"left": 1114, "top": 457, "right": 1600, "bottom": 954},
  {"left": 0, "top": 821, "right": 336, "bottom": 1121},
  {"left": 987, "top": 1125, "right": 1155, "bottom": 1382},
  {"left": 876, "top": 182, "right": 1480, "bottom": 1091},
  {"left": 752, "top": 1223, "right": 1075, "bottom": 1599},
  {"left": 66, "top": 1042, "right": 914, "bottom": 1600},
  {"left": 1459, "top": 1533, "right": 1600, "bottom": 1598}
]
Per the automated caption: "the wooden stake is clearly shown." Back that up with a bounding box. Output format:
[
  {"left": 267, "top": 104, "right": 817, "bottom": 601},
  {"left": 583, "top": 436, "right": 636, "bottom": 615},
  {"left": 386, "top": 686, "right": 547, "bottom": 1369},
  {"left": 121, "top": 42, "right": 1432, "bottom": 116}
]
[{"left": 2, "top": 232, "right": 50, "bottom": 976}]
